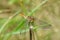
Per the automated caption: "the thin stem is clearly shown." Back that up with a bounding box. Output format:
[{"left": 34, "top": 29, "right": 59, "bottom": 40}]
[{"left": 30, "top": 28, "right": 32, "bottom": 40}]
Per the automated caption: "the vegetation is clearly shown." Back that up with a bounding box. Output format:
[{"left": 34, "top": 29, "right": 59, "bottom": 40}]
[{"left": 0, "top": 0, "right": 60, "bottom": 40}]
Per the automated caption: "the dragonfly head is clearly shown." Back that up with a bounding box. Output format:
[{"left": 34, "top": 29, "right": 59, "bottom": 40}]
[
  {"left": 20, "top": 13, "right": 35, "bottom": 23},
  {"left": 27, "top": 16, "right": 35, "bottom": 23}
]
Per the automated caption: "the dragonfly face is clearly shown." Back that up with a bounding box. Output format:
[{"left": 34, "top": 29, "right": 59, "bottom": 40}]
[{"left": 27, "top": 16, "right": 35, "bottom": 23}]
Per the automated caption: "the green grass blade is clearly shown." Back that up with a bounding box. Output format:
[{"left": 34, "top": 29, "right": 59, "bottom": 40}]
[
  {"left": 0, "top": 9, "right": 21, "bottom": 33},
  {"left": 29, "top": 0, "right": 48, "bottom": 16}
]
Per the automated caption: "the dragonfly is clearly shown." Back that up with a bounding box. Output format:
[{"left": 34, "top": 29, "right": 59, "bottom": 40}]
[
  {"left": 20, "top": 13, "right": 35, "bottom": 40},
  {"left": 20, "top": 13, "right": 52, "bottom": 40}
]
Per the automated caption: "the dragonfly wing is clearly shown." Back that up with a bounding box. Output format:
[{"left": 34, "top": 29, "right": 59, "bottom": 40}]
[{"left": 34, "top": 18, "right": 52, "bottom": 30}]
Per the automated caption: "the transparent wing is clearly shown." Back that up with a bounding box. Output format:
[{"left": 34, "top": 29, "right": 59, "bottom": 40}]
[{"left": 34, "top": 18, "right": 52, "bottom": 30}]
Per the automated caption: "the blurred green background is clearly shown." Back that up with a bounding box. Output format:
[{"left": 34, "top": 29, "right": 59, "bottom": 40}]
[{"left": 0, "top": 0, "right": 60, "bottom": 40}]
